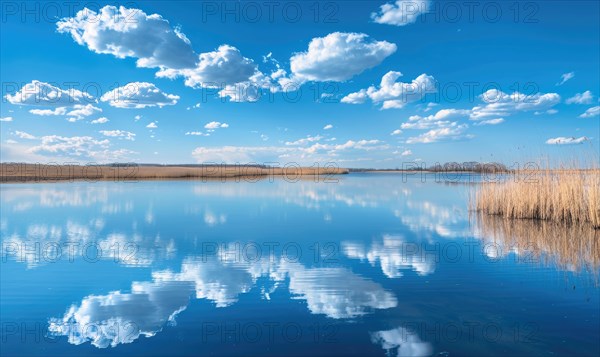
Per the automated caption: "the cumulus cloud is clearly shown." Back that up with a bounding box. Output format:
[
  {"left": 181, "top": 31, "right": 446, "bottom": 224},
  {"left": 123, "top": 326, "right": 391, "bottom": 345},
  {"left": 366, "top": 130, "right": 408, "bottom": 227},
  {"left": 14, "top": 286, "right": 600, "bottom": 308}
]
[
  {"left": 371, "top": 0, "right": 431, "bottom": 26},
  {"left": 29, "top": 104, "right": 101, "bottom": 121},
  {"left": 146, "top": 122, "right": 158, "bottom": 129},
  {"left": 204, "top": 121, "right": 229, "bottom": 130},
  {"left": 406, "top": 124, "right": 471, "bottom": 144},
  {"left": 391, "top": 129, "right": 403, "bottom": 135},
  {"left": 100, "top": 82, "right": 179, "bottom": 109},
  {"left": 400, "top": 149, "right": 412, "bottom": 156},
  {"left": 65, "top": 104, "right": 102, "bottom": 121},
  {"left": 556, "top": 71, "right": 574, "bottom": 86},
  {"left": 5, "top": 80, "right": 95, "bottom": 107},
  {"left": 342, "top": 72, "right": 436, "bottom": 109},
  {"left": 340, "top": 90, "right": 369, "bottom": 104},
  {"left": 546, "top": 136, "right": 590, "bottom": 145},
  {"left": 56, "top": 6, "right": 197, "bottom": 70},
  {"left": 100, "top": 130, "right": 136, "bottom": 141},
  {"left": 91, "top": 117, "right": 109, "bottom": 124},
  {"left": 323, "top": 124, "right": 333, "bottom": 130},
  {"left": 579, "top": 106, "right": 599, "bottom": 118},
  {"left": 290, "top": 32, "right": 397, "bottom": 82},
  {"left": 566, "top": 90, "right": 593, "bottom": 104},
  {"left": 157, "top": 45, "right": 259, "bottom": 88},
  {"left": 0, "top": 116, "right": 14, "bottom": 122},
  {"left": 401, "top": 109, "right": 470, "bottom": 130},
  {"left": 470, "top": 89, "right": 560, "bottom": 120}
]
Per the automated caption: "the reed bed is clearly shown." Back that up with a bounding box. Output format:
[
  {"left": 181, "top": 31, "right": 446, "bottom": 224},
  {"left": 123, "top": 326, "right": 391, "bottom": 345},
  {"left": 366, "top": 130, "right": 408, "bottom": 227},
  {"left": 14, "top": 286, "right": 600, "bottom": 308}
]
[{"left": 473, "top": 167, "right": 600, "bottom": 228}]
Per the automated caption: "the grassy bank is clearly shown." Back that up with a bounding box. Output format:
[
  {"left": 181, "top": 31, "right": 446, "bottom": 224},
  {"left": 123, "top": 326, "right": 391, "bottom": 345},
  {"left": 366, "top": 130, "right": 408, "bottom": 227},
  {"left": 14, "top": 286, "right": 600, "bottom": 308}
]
[
  {"left": 472, "top": 168, "right": 600, "bottom": 228},
  {"left": 0, "top": 163, "right": 349, "bottom": 183}
]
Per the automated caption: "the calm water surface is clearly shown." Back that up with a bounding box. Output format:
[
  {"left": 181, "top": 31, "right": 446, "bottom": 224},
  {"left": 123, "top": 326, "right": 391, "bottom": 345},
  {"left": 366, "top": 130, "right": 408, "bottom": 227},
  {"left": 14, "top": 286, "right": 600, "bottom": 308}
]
[{"left": 1, "top": 173, "right": 598, "bottom": 356}]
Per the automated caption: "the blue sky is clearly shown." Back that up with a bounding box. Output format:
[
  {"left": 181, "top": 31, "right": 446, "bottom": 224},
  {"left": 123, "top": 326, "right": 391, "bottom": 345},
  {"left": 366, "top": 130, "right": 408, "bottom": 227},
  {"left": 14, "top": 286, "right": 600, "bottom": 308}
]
[{"left": 1, "top": 0, "right": 598, "bottom": 167}]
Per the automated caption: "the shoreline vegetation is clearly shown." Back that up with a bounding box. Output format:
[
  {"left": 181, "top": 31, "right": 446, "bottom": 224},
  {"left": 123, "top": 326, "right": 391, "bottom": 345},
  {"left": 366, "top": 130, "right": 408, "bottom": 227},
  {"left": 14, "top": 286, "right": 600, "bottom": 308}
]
[
  {"left": 473, "top": 167, "right": 600, "bottom": 229},
  {"left": 0, "top": 163, "right": 350, "bottom": 183}
]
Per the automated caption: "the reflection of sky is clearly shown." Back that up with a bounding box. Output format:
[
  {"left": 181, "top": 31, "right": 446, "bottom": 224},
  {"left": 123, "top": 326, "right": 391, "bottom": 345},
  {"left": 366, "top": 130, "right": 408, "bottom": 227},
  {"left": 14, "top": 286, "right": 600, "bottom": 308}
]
[
  {"left": 49, "top": 251, "right": 398, "bottom": 347},
  {"left": 49, "top": 279, "right": 195, "bottom": 348},
  {"left": 371, "top": 326, "right": 432, "bottom": 357},
  {"left": 343, "top": 235, "right": 436, "bottom": 278},
  {"left": 2, "top": 176, "right": 598, "bottom": 355}
]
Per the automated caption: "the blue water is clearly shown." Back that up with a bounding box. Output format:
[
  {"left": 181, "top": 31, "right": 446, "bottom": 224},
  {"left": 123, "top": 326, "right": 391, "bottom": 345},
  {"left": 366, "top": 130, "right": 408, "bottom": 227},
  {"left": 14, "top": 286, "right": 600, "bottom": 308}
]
[{"left": 1, "top": 173, "right": 598, "bottom": 356}]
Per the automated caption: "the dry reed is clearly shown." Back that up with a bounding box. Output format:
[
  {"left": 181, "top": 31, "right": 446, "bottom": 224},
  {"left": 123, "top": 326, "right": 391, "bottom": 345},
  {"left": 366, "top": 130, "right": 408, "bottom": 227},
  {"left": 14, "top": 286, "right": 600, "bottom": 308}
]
[{"left": 472, "top": 166, "right": 600, "bottom": 228}]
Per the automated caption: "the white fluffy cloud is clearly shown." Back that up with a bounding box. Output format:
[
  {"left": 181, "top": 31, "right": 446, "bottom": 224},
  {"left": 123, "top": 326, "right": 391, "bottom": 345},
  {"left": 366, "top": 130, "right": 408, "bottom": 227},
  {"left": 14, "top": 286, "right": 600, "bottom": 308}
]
[
  {"left": 579, "top": 106, "right": 599, "bottom": 118},
  {"left": 566, "top": 91, "right": 593, "bottom": 104},
  {"left": 157, "top": 45, "right": 259, "bottom": 88},
  {"left": 146, "top": 122, "right": 158, "bottom": 129},
  {"left": 0, "top": 116, "right": 14, "bottom": 122},
  {"left": 546, "top": 136, "right": 590, "bottom": 145},
  {"left": 406, "top": 124, "right": 470, "bottom": 144},
  {"left": 401, "top": 109, "right": 470, "bottom": 129},
  {"left": 470, "top": 89, "right": 560, "bottom": 120},
  {"left": 323, "top": 124, "right": 333, "bottom": 130},
  {"left": 57, "top": 6, "right": 197, "bottom": 70},
  {"left": 290, "top": 32, "right": 397, "bottom": 82},
  {"left": 66, "top": 104, "right": 102, "bottom": 121},
  {"left": 100, "top": 82, "right": 179, "bottom": 109},
  {"left": 371, "top": 0, "right": 431, "bottom": 26},
  {"left": 100, "top": 130, "right": 136, "bottom": 141},
  {"left": 342, "top": 72, "right": 436, "bottom": 109},
  {"left": 91, "top": 117, "right": 109, "bottom": 124},
  {"left": 204, "top": 121, "right": 229, "bottom": 130},
  {"left": 6, "top": 80, "right": 95, "bottom": 107},
  {"left": 29, "top": 104, "right": 102, "bottom": 121}
]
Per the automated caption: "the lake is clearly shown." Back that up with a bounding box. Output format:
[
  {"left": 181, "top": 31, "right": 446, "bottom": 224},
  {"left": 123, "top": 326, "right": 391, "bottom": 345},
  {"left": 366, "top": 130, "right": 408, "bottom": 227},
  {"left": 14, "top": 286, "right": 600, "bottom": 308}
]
[{"left": 1, "top": 173, "right": 598, "bottom": 356}]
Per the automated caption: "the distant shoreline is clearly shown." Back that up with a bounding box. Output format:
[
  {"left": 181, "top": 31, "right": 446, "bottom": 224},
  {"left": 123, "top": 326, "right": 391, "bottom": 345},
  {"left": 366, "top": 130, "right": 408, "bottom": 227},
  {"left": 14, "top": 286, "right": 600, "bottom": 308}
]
[
  {"left": 2, "top": 163, "right": 596, "bottom": 183},
  {"left": 0, "top": 164, "right": 349, "bottom": 183}
]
